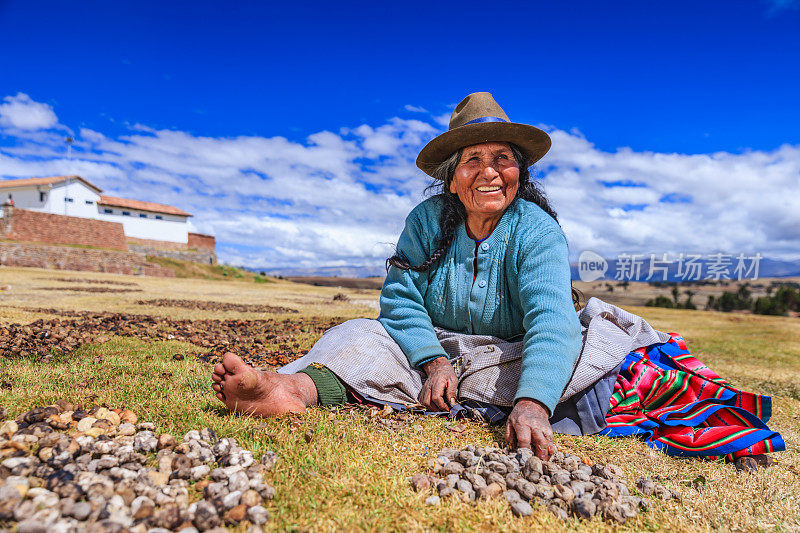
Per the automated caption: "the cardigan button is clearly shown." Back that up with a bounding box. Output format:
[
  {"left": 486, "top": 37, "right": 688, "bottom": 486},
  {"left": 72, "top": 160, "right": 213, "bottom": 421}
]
[
  {"left": 478, "top": 280, "right": 487, "bottom": 288},
  {"left": 480, "top": 242, "right": 489, "bottom": 251}
]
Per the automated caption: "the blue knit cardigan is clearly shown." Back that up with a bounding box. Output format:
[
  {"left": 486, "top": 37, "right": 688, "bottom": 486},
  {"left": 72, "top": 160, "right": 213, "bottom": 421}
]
[{"left": 378, "top": 195, "right": 582, "bottom": 414}]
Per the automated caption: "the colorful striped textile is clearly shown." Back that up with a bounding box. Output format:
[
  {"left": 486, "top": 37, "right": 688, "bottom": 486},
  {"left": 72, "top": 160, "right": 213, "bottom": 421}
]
[{"left": 600, "top": 333, "right": 785, "bottom": 460}]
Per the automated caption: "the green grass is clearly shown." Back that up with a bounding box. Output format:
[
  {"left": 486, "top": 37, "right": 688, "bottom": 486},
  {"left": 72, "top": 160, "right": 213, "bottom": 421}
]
[{"left": 145, "top": 256, "right": 274, "bottom": 283}]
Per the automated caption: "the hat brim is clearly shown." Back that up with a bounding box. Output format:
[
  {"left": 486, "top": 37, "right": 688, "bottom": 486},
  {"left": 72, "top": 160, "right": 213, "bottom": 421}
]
[{"left": 416, "top": 122, "right": 552, "bottom": 178}]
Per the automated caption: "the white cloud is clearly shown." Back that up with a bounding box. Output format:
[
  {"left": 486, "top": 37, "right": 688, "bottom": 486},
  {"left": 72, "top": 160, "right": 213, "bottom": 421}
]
[
  {"left": 404, "top": 105, "right": 428, "bottom": 113},
  {"left": 0, "top": 93, "right": 59, "bottom": 130},
  {"left": 1, "top": 93, "right": 799, "bottom": 268},
  {"left": 433, "top": 112, "right": 451, "bottom": 127},
  {"left": 542, "top": 128, "right": 800, "bottom": 260}
]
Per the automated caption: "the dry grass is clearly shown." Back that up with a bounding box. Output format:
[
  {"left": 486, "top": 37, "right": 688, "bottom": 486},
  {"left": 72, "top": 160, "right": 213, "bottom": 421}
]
[
  {"left": 1, "top": 265, "right": 799, "bottom": 531},
  {"left": 0, "top": 266, "right": 378, "bottom": 323}
]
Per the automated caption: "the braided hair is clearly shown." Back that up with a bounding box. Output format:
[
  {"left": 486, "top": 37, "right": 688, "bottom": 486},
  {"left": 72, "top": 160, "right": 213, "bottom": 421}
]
[{"left": 387, "top": 143, "right": 582, "bottom": 309}]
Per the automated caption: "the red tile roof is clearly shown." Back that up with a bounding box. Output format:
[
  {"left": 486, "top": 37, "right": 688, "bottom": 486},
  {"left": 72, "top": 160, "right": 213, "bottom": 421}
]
[
  {"left": 98, "top": 196, "right": 192, "bottom": 217},
  {"left": 0, "top": 175, "right": 103, "bottom": 193}
]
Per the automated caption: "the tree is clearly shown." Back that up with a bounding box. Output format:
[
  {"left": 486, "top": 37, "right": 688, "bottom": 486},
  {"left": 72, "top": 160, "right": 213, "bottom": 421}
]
[
  {"left": 683, "top": 290, "right": 697, "bottom": 310},
  {"left": 737, "top": 283, "right": 751, "bottom": 305}
]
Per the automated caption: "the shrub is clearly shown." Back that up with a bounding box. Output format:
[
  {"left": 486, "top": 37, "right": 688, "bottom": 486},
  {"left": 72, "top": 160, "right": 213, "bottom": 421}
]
[
  {"left": 708, "top": 284, "right": 799, "bottom": 316},
  {"left": 753, "top": 296, "right": 784, "bottom": 316},
  {"left": 709, "top": 291, "right": 750, "bottom": 312},
  {"left": 646, "top": 295, "right": 674, "bottom": 308}
]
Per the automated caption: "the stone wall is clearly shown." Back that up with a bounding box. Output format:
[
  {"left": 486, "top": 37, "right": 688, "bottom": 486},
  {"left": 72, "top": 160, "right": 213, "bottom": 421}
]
[
  {"left": 0, "top": 207, "right": 128, "bottom": 251},
  {"left": 0, "top": 207, "right": 217, "bottom": 267},
  {"left": 127, "top": 233, "right": 217, "bottom": 265},
  {"left": 0, "top": 242, "right": 174, "bottom": 277},
  {"left": 125, "top": 236, "right": 188, "bottom": 251},
  {"left": 128, "top": 245, "right": 216, "bottom": 265}
]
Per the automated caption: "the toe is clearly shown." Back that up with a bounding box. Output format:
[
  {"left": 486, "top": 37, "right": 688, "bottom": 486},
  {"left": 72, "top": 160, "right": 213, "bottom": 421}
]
[
  {"left": 222, "top": 352, "right": 249, "bottom": 374},
  {"left": 214, "top": 363, "right": 226, "bottom": 375},
  {"left": 212, "top": 383, "right": 222, "bottom": 393},
  {"left": 216, "top": 392, "right": 226, "bottom": 402},
  {"left": 211, "top": 373, "right": 223, "bottom": 383}
]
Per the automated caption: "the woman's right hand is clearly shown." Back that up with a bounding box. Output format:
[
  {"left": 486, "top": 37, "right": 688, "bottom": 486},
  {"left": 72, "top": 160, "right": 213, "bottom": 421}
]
[{"left": 419, "top": 357, "right": 458, "bottom": 412}]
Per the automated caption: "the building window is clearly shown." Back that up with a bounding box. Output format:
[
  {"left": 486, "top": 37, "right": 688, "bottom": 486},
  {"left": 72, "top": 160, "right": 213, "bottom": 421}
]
[
  {"left": 103, "top": 208, "right": 113, "bottom": 214},
  {"left": 139, "top": 213, "right": 147, "bottom": 218},
  {"left": 65, "top": 197, "right": 74, "bottom": 203},
  {"left": 122, "top": 211, "right": 130, "bottom": 216},
  {"left": 85, "top": 200, "right": 94, "bottom": 205},
  {"left": 155, "top": 215, "right": 163, "bottom": 220},
  {"left": 39, "top": 191, "right": 46, "bottom": 202}
]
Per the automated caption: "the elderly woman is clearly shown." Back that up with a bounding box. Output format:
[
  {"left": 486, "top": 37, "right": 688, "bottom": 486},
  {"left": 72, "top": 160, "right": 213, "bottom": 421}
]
[{"left": 212, "top": 93, "right": 626, "bottom": 459}]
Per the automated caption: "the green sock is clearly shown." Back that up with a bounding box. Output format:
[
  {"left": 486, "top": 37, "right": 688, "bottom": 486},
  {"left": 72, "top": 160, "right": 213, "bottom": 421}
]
[{"left": 297, "top": 363, "right": 347, "bottom": 406}]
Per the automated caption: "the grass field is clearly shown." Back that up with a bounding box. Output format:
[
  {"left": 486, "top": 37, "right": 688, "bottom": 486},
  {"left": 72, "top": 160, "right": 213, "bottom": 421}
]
[{"left": 1, "top": 265, "right": 799, "bottom": 531}]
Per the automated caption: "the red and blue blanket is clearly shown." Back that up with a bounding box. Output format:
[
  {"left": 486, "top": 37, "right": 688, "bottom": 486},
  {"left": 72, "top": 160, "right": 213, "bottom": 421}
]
[{"left": 601, "top": 333, "right": 785, "bottom": 460}]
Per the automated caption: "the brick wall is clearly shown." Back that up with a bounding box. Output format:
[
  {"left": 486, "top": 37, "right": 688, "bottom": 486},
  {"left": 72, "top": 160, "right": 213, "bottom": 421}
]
[
  {"left": 127, "top": 233, "right": 216, "bottom": 253},
  {"left": 188, "top": 232, "right": 216, "bottom": 251},
  {"left": 128, "top": 245, "right": 217, "bottom": 265},
  {"left": 126, "top": 236, "right": 188, "bottom": 251},
  {"left": 0, "top": 207, "right": 128, "bottom": 251},
  {"left": 127, "top": 233, "right": 217, "bottom": 265},
  {"left": 0, "top": 242, "right": 174, "bottom": 277}
]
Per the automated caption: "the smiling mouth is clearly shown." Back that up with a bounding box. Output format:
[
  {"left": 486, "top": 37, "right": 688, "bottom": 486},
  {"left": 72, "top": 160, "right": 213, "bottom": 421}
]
[{"left": 476, "top": 186, "right": 502, "bottom": 192}]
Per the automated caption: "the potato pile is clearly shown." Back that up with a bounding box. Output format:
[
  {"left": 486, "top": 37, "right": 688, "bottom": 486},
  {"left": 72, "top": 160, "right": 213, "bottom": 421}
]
[
  {"left": 411, "top": 444, "right": 678, "bottom": 523},
  {"left": 0, "top": 403, "right": 279, "bottom": 532}
]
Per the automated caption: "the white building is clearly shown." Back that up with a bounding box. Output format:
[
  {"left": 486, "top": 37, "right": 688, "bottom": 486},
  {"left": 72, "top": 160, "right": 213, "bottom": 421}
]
[{"left": 0, "top": 175, "right": 194, "bottom": 243}]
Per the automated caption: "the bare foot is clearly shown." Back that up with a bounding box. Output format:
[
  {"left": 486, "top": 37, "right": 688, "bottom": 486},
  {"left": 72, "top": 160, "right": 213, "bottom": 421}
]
[{"left": 211, "top": 352, "right": 317, "bottom": 417}]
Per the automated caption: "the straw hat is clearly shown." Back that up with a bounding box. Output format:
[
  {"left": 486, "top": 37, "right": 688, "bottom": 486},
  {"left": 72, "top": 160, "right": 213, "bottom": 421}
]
[{"left": 416, "top": 92, "right": 551, "bottom": 178}]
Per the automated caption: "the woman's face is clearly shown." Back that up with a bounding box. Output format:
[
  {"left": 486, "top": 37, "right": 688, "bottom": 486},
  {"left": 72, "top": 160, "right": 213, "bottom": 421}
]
[{"left": 449, "top": 141, "right": 520, "bottom": 220}]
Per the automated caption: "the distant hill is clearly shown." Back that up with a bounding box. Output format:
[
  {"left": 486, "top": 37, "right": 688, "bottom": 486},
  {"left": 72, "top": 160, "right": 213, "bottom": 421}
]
[
  {"left": 246, "top": 265, "right": 387, "bottom": 278},
  {"left": 239, "top": 256, "right": 800, "bottom": 281}
]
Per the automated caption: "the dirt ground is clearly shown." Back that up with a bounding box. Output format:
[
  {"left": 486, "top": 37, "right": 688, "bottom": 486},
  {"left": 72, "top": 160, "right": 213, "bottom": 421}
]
[{"left": 1, "top": 265, "right": 799, "bottom": 531}]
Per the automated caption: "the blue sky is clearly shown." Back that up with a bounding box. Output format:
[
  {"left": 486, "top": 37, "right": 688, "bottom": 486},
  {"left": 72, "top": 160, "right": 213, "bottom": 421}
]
[{"left": 1, "top": 0, "right": 799, "bottom": 268}]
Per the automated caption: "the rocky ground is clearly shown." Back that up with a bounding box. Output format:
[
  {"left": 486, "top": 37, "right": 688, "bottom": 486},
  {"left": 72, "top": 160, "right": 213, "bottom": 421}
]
[
  {"left": 136, "top": 299, "right": 297, "bottom": 314},
  {"left": 411, "top": 445, "right": 677, "bottom": 524},
  {"left": 0, "top": 308, "right": 342, "bottom": 367},
  {"left": 0, "top": 403, "right": 279, "bottom": 532}
]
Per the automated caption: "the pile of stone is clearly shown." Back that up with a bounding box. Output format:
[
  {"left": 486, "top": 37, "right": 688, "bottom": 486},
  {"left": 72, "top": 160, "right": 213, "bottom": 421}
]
[
  {"left": 410, "top": 445, "right": 679, "bottom": 523},
  {"left": 0, "top": 403, "right": 279, "bottom": 532}
]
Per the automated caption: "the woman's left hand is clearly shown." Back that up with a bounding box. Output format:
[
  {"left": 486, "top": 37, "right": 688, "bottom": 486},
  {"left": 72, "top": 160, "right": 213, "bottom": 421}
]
[{"left": 505, "top": 398, "right": 555, "bottom": 460}]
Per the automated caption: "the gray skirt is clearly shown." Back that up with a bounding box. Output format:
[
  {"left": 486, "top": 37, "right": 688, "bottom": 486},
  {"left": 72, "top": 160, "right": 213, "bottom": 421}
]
[{"left": 279, "top": 297, "right": 669, "bottom": 436}]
